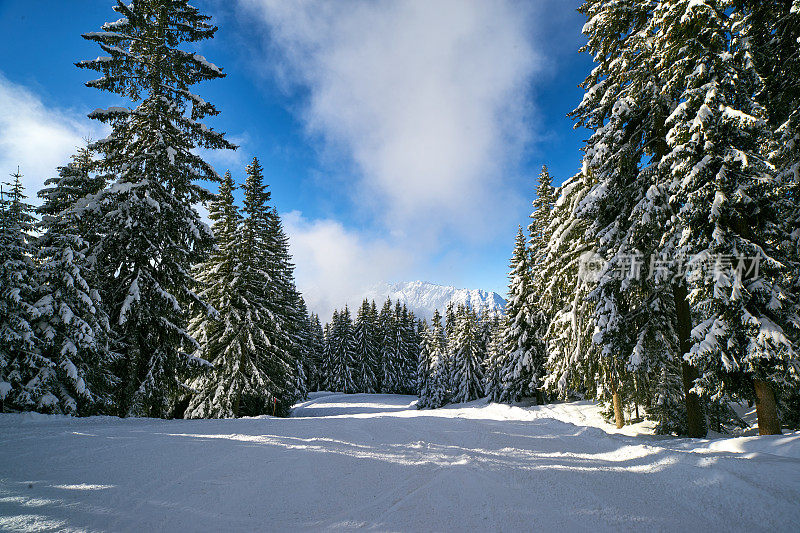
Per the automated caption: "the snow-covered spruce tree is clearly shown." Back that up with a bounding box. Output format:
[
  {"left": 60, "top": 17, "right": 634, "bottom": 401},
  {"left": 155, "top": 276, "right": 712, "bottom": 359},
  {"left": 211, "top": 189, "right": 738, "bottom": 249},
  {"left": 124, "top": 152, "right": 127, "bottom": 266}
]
[
  {"left": 655, "top": 0, "right": 795, "bottom": 435},
  {"left": 743, "top": 0, "right": 800, "bottom": 260},
  {"left": 528, "top": 166, "right": 556, "bottom": 266},
  {"left": 320, "top": 322, "right": 333, "bottom": 391},
  {"left": 399, "top": 304, "right": 419, "bottom": 394},
  {"left": 264, "top": 199, "right": 305, "bottom": 403},
  {"left": 414, "top": 316, "right": 427, "bottom": 392},
  {"left": 186, "top": 159, "right": 298, "bottom": 417},
  {"left": 307, "top": 313, "right": 325, "bottom": 392},
  {"left": 325, "top": 309, "right": 342, "bottom": 392},
  {"left": 379, "top": 298, "right": 402, "bottom": 393},
  {"left": 499, "top": 227, "right": 540, "bottom": 403},
  {"left": 645, "top": 350, "right": 690, "bottom": 435},
  {"left": 416, "top": 319, "right": 431, "bottom": 399},
  {"left": 499, "top": 177, "right": 555, "bottom": 403},
  {"left": 292, "top": 297, "right": 312, "bottom": 401},
  {"left": 323, "top": 311, "right": 338, "bottom": 391},
  {"left": 328, "top": 307, "right": 357, "bottom": 393},
  {"left": 451, "top": 306, "right": 485, "bottom": 403},
  {"left": 416, "top": 321, "right": 434, "bottom": 407},
  {"left": 541, "top": 172, "right": 602, "bottom": 405},
  {"left": 34, "top": 148, "right": 116, "bottom": 416},
  {"left": 442, "top": 301, "right": 457, "bottom": 394},
  {"left": 741, "top": 0, "right": 800, "bottom": 427},
  {"left": 417, "top": 318, "right": 433, "bottom": 396},
  {"left": 184, "top": 170, "right": 245, "bottom": 418},
  {"left": 483, "top": 316, "right": 506, "bottom": 403},
  {"left": 527, "top": 166, "right": 557, "bottom": 404},
  {"left": 418, "top": 310, "right": 449, "bottom": 408},
  {"left": 368, "top": 300, "right": 382, "bottom": 390},
  {"left": 0, "top": 171, "right": 43, "bottom": 412},
  {"left": 78, "top": 0, "right": 236, "bottom": 417},
  {"left": 240, "top": 159, "right": 298, "bottom": 414},
  {"left": 571, "top": 0, "right": 698, "bottom": 433},
  {"left": 37, "top": 143, "right": 105, "bottom": 229},
  {"left": 353, "top": 299, "right": 378, "bottom": 393},
  {"left": 392, "top": 302, "right": 406, "bottom": 392},
  {"left": 477, "top": 314, "right": 493, "bottom": 362}
]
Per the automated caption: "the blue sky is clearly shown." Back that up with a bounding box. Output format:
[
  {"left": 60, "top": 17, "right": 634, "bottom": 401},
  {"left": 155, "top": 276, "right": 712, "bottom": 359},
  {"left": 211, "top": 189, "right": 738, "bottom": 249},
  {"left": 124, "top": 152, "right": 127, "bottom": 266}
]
[{"left": 0, "top": 0, "right": 592, "bottom": 317}]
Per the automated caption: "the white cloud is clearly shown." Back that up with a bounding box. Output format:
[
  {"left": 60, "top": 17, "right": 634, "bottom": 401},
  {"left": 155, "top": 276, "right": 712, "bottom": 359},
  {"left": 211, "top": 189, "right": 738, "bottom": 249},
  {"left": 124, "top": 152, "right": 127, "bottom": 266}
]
[
  {"left": 282, "top": 210, "right": 414, "bottom": 318},
  {"left": 240, "top": 0, "right": 540, "bottom": 240},
  {"left": 0, "top": 75, "right": 105, "bottom": 203}
]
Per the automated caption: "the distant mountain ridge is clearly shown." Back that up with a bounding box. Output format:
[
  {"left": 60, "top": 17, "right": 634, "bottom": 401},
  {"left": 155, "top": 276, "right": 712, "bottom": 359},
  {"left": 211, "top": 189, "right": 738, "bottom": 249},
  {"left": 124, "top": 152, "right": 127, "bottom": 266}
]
[{"left": 362, "top": 281, "right": 506, "bottom": 321}]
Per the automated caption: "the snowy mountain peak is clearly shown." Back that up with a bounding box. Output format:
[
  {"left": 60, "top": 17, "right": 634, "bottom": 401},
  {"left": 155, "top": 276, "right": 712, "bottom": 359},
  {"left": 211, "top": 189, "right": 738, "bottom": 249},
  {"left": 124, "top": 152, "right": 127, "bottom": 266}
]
[{"left": 362, "top": 281, "right": 506, "bottom": 320}]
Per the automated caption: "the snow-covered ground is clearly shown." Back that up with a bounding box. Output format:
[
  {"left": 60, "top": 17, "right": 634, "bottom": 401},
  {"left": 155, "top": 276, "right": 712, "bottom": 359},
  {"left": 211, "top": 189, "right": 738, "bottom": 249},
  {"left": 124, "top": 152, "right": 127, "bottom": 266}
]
[{"left": 1, "top": 394, "right": 799, "bottom": 532}]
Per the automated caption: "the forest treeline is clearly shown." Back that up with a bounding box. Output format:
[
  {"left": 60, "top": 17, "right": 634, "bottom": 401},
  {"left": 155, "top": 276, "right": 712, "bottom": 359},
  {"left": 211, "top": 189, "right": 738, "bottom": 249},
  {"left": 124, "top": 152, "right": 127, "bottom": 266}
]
[
  {"left": 437, "top": 0, "right": 800, "bottom": 437},
  {"left": 307, "top": 299, "right": 502, "bottom": 407},
  {"left": 1, "top": 0, "right": 798, "bottom": 439},
  {"left": 0, "top": 1, "right": 311, "bottom": 418}
]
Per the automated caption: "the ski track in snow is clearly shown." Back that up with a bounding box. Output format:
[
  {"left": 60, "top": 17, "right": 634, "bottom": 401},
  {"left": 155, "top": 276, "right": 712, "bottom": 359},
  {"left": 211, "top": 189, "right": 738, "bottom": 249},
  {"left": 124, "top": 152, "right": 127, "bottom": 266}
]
[{"left": 1, "top": 393, "right": 799, "bottom": 532}]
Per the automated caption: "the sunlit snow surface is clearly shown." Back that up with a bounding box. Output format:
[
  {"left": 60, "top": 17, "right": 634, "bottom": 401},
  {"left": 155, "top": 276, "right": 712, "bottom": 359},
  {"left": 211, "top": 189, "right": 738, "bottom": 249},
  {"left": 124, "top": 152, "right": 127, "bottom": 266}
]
[{"left": 1, "top": 394, "right": 799, "bottom": 531}]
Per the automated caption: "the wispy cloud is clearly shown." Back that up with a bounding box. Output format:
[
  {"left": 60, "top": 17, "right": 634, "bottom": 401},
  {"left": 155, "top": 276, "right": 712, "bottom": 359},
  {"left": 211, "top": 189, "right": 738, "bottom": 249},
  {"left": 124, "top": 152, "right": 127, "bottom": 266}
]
[
  {"left": 237, "top": 0, "right": 552, "bottom": 315},
  {"left": 0, "top": 74, "right": 105, "bottom": 202},
  {"left": 282, "top": 210, "right": 414, "bottom": 318},
  {"left": 240, "top": 0, "right": 541, "bottom": 241}
]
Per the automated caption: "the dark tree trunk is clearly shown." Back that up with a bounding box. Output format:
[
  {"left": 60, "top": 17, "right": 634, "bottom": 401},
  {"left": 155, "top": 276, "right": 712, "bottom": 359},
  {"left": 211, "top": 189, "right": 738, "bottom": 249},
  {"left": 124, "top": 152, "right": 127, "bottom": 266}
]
[
  {"left": 673, "top": 282, "right": 707, "bottom": 437},
  {"left": 612, "top": 378, "right": 625, "bottom": 429},
  {"left": 681, "top": 361, "right": 706, "bottom": 437},
  {"left": 754, "top": 379, "right": 782, "bottom": 435}
]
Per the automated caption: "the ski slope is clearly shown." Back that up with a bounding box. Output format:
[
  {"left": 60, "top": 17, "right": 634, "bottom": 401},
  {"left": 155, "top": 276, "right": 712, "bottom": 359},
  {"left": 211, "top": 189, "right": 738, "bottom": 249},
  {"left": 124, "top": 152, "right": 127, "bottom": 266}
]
[{"left": 1, "top": 393, "right": 799, "bottom": 532}]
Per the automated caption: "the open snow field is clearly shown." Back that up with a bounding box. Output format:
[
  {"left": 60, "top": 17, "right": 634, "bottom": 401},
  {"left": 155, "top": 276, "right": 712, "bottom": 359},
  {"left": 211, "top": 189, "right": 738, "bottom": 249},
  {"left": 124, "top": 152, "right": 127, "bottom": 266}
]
[{"left": 2, "top": 393, "right": 799, "bottom": 532}]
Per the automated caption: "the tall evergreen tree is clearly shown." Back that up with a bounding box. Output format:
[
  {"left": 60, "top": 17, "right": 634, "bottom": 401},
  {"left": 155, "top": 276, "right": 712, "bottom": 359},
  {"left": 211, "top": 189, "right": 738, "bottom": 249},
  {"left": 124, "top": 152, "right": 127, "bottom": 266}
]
[
  {"left": 483, "top": 316, "right": 506, "bottom": 403},
  {"left": 368, "top": 300, "right": 382, "bottom": 391},
  {"left": 541, "top": 172, "right": 602, "bottom": 405},
  {"left": 418, "top": 310, "right": 449, "bottom": 409},
  {"left": 307, "top": 313, "right": 325, "bottom": 391},
  {"left": 499, "top": 227, "right": 540, "bottom": 402},
  {"left": 263, "top": 198, "right": 304, "bottom": 405},
  {"left": 654, "top": 0, "right": 794, "bottom": 435},
  {"left": 320, "top": 322, "right": 333, "bottom": 391},
  {"left": 740, "top": 0, "right": 800, "bottom": 428},
  {"left": 78, "top": 0, "right": 235, "bottom": 417},
  {"left": 380, "top": 298, "right": 403, "bottom": 393},
  {"left": 529, "top": 166, "right": 556, "bottom": 264},
  {"left": 187, "top": 168, "right": 298, "bottom": 418},
  {"left": 0, "top": 171, "right": 42, "bottom": 412},
  {"left": 328, "top": 307, "right": 357, "bottom": 393},
  {"left": 416, "top": 319, "right": 430, "bottom": 396},
  {"left": 572, "top": 0, "right": 707, "bottom": 433},
  {"left": 527, "top": 166, "right": 557, "bottom": 404},
  {"left": 293, "top": 297, "right": 312, "bottom": 401},
  {"left": 34, "top": 148, "right": 115, "bottom": 415},
  {"left": 451, "top": 306, "right": 484, "bottom": 403},
  {"left": 239, "top": 159, "right": 297, "bottom": 414},
  {"left": 442, "top": 301, "right": 457, "bottom": 394},
  {"left": 353, "top": 299, "right": 379, "bottom": 393},
  {"left": 398, "top": 304, "right": 418, "bottom": 394}
]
